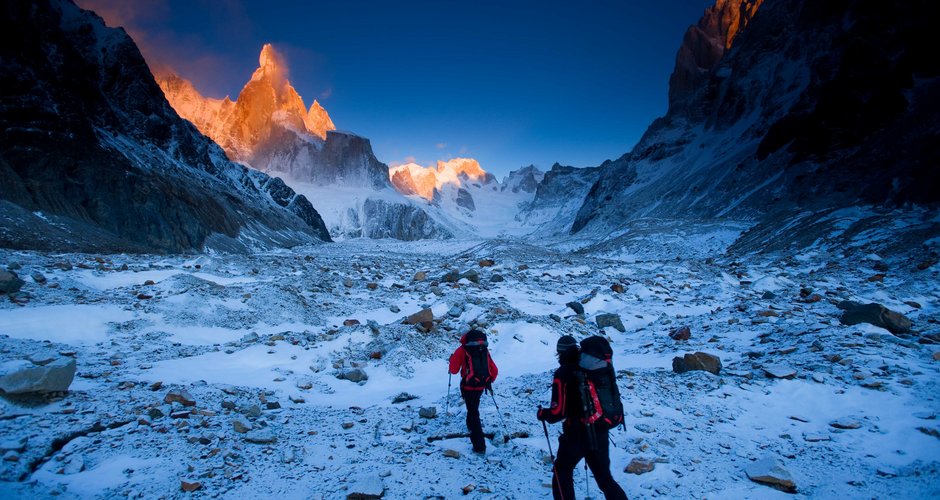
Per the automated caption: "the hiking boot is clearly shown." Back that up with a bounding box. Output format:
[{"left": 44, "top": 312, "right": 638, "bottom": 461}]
[{"left": 472, "top": 446, "right": 486, "bottom": 455}]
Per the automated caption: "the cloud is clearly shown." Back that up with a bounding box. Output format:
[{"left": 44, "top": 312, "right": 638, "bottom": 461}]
[
  {"left": 319, "top": 87, "right": 333, "bottom": 100},
  {"left": 458, "top": 145, "right": 470, "bottom": 155},
  {"left": 435, "top": 142, "right": 447, "bottom": 150}
]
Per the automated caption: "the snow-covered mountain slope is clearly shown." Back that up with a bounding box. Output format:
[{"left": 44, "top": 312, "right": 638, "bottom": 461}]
[
  {"left": 517, "top": 162, "right": 601, "bottom": 239},
  {"left": 390, "top": 160, "right": 574, "bottom": 238},
  {"left": 157, "top": 45, "right": 456, "bottom": 241},
  {"left": 571, "top": 0, "right": 940, "bottom": 252},
  {"left": 0, "top": 0, "right": 331, "bottom": 253}
]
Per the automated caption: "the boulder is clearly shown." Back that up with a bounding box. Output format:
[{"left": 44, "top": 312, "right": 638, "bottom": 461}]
[
  {"left": 441, "top": 270, "right": 460, "bottom": 283},
  {"left": 0, "top": 357, "right": 76, "bottom": 393},
  {"left": 566, "top": 301, "right": 584, "bottom": 315},
  {"left": 419, "top": 406, "right": 437, "bottom": 419},
  {"left": 347, "top": 474, "right": 385, "bottom": 499},
  {"left": 244, "top": 429, "right": 277, "bottom": 444},
  {"left": 596, "top": 313, "right": 626, "bottom": 332},
  {"left": 0, "top": 270, "right": 25, "bottom": 294},
  {"left": 343, "top": 319, "right": 361, "bottom": 327},
  {"left": 232, "top": 416, "right": 253, "bottom": 433},
  {"left": 745, "top": 457, "right": 797, "bottom": 493},
  {"left": 459, "top": 269, "right": 480, "bottom": 283},
  {"left": 838, "top": 301, "right": 912, "bottom": 334},
  {"left": 763, "top": 365, "right": 797, "bottom": 379},
  {"left": 669, "top": 326, "right": 691, "bottom": 341},
  {"left": 403, "top": 308, "right": 433, "bottom": 325},
  {"left": 672, "top": 352, "right": 722, "bottom": 375},
  {"left": 338, "top": 368, "right": 369, "bottom": 383},
  {"left": 490, "top": 274, "right": 505, "bottom": 283},
  {"left": 625, "top": 458, "right": 655, "bottom": 475},
  {"left": 478, "top": 259, "right": 495, "bottom": 267},
  {"left": 164, "top": 388, "right": 196, "bottom": 407},
  {"left": 413, "top": 271, "right": 427, "bottom": 282}
]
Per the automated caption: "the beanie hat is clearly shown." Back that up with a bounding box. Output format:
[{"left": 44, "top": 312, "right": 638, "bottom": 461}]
[{"left": 556, "top": 335, "right": 579, "bottom": 353}]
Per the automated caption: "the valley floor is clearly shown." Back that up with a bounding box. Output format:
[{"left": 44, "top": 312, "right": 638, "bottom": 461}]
[{"left": 0, "top": 238, "right": 938, "bottom": 499}]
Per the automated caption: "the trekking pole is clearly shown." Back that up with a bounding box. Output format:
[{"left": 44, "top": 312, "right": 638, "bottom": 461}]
[
  {"left": 540, "top": 417, "right": 555, "bottom": 462},
  {"left": 489, "top": 388, "right": 511, "bottom": 443},
  {"left": 445, "top": 373, "right": 452, "bottom": 418}
]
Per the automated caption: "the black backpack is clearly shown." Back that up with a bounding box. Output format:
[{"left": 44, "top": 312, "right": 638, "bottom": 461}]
[
  {"left": 463, "top": 330, "right": 492, "bottom": 388},
  {"left": 576, "top": 336, "right": 624, "bottom": 430}
]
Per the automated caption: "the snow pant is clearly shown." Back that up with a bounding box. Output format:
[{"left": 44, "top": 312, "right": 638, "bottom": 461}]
[
  {"left": 552, "top": 425, "right": 627, "bottom": 500},
  {"left": 461, "top": 388, "right": 485, "bottom": 452}
]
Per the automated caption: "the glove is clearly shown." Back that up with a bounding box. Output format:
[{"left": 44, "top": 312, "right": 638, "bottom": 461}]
[
  {"left": 537, "top": 406, "right": 545, "bottom": 421},
  {"left": 485, "top": 383, "right": 493, "bottom": 395}
]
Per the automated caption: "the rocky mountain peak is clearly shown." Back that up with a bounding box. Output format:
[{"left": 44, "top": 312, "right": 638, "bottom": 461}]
[{"left": 668, "top": 0, "right": 763, "bottom": 110}]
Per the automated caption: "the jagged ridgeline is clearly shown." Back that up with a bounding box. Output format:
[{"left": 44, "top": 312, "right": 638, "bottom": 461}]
[{"left": 0, "top": 0, "right": 332, "bottom": 253}]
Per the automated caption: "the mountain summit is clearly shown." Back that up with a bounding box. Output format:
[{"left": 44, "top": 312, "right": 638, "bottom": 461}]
[{"left": 158, "top": 45, "right": 336, "bottom": 161}]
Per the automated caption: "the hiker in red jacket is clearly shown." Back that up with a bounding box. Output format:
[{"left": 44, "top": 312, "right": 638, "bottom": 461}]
[{"left": 448, "top": 329, "right": 498, "bottom": 453}]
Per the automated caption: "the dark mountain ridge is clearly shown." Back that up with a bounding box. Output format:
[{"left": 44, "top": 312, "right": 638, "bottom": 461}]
[{"left": 0, "top": 0, "right": 331, "bottom": 253}]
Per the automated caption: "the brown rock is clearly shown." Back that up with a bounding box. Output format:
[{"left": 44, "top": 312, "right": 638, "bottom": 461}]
[
  {"left": 867, "top": 273, "right": 885, "bottom": 282},
  {"left": 933, "top": 352, "right": 940, "bottom": 361},
  {"left": 443, "top": 449, "right": 461, "bottom": 458},
  {"left": 403, "top": 308, "right": 433, "bottom": 325},
  {"left": 366, "top": 282, "right": 378, "bottom": 290},
  {"left": 462, "top": 483, "right": 476, "bottom": 495},
  {"left": 181, "top": 480, "right": 202, "bottom": 492},
  {"left": 137, "top": 293, "right": 153, "bottom": 300},
  {"left": 164, "top": 388, "right": 196, "bottom": 407},
  {"left": 610, "top": 283, "right": 625, "bottom": 293},
  {"left": 343, "top": 319, "right": 361, "bottom": 327},
  {"left": 413, "top": 271, "right": 427, "bottom": 282},
  {"left": 669, "top": 326, "right": 691, "bottom": 341},
  {"left": 838, "top": 301, "right": 912, "bottom": 334},
  {"left": 478, "top": 259, "right": 495, "bottom": 267},
  {"left": 625, "top": 458, "right": 655, "bottom": 475},
  {"left": 672, "top": 352, "right": 722, "bottom": 375}
]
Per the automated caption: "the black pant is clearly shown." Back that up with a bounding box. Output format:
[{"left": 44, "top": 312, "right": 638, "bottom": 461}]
[
  {"left": 461, "top": 388, "right": 485, "bottom": 452},
  {"left": 553, "top": 425, "right": 627, "bottom": 500}
]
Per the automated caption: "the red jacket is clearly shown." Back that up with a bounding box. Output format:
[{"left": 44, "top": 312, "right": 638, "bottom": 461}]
[{"left": 448, "top": 333, "right": 498, "bottom": 391}]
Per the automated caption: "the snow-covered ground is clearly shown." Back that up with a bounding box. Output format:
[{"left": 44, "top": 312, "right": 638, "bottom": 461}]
[{"left": 0, "top": 236, "right": 938, "bottom": 499}]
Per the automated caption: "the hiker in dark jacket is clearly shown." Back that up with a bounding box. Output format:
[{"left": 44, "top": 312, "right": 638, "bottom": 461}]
[
  {"left": 448, "top": 329, "right": 498, "bottom": 453},
  {"left": 538, "top": 335, "right": 627, "bottom": 500}
]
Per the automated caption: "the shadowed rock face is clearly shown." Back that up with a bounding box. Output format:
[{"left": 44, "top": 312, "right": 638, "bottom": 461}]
[
  {"left": 573, "top": 0, "right": 940, "bottom": 241},
  {"left": 668, "top": 0, "right": 763, "bottom": 110},
  {"left": 0, "top": 0, "right": 331, "bottom": 252}
]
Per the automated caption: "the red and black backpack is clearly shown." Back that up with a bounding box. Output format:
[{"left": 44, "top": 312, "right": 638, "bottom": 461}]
[
  {"left": 462, "top": 329, "right": 492, "bottom": 389},
  {"left": 577, "top": 336, "right": 625, "bottom": 430}
]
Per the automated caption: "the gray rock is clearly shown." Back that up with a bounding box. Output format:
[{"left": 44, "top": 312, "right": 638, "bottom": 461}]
[
  {"left": 745, "top": 457, "right": 797, "bottom": 493},
  {"left": 244, "top": 429, "right": 277, "bottom": 444},
  {"left": 565, "top": 301, "right": 584, "bottom": 315},
  {"left": 596, "top": 313, "right": 626, "bottom": 332},
  {"left": 338, "top": 368, "right": 369, "bottom": 383},
  {"left": 0, "top": 270, "right": 25, "bottom": 294},
  {"left": 31, "top": 272, "right": 47, "bottom": 284},
  {"left": 672, "top": 352, "right": 722, "bottom": 375},
  {"left": 347, "top": 473, "right": 385, "bottom": 499},
  {"left": 0, "top": 357, "right": 76, "bottom": 393},
  {"left": 763, "top": 365, "right": 797, "bottom": 379},
  {"left": 232, "top": 416, "right": 253, "bottom": 434},
  {"left": 838, "top": 301, "right": 912, "bottom": 334},
  {"left": 490, "top": 274, "right": 504, "bottom": 283},
  {"left": 459, "top": 269, "right": 480, "bottom": 283},
  {"left": 419, "top": 406, "right": 437, "bottom": 419},
  {"left": 243, "top": 405, "right": 262, "bottom": 419}
]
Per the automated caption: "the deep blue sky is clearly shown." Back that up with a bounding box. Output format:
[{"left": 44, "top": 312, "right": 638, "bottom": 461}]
[{"left": 82, "top": 0, "right": 712, "bottom": 178}]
